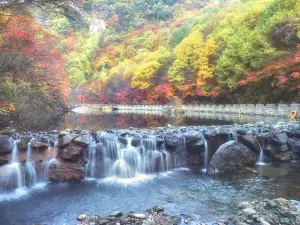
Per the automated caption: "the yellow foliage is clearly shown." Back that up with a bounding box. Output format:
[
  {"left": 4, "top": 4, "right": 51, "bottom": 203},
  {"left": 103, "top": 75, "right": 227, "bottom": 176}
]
[
  {"left": 131, "top": 61, "right": 161, "bottom": 89},
  {"left": 168, "top": 30, "right": 203, "bottom": 86},
  {"left": 196, "top": 37, "right": 216, "bottom": 87}
]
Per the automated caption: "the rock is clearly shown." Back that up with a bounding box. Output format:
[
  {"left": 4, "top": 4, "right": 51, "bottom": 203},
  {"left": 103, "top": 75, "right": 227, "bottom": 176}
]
[
  {"left": 170, "top": 215, "right": 181, "bottom": 225},
  {"left": 77, "top": 214, "right": 87, "bottom": 221},
  {"left": 153, "top": 206, "right": 164, "bottom": 213},
  {"left": 164, "top": 133, "right": 180, "bottom": 151},
  {"left": 271, "top": 132, "right": 288, "bottom": 145},
  {"left": 17, "top": 136, "right": 32, "bottom": 150},
  {"left": 49, "top": 160, "right": 85, "bottom": 182},
  {"left": 58, "top": 134, "right": 77, "bottom": 148},
  {"left": 0, "top": 136, "right": 14, "bottom": 153},
  {"left": 207, "top": 133, "right": 230, "bottom": 158},
  {"left": 295, "top": 129, "right": 300, "bottom": 138},
  {"left": 0, "top": 154, "right": 9, "bottom": 166},
  {"left": 60, "top": 143, "right": 87, "bottom": 162},
  {"left": 238, "top": 202, "right": 250, "bottom": 209},
  {"left": 59, "top": 130, "right": 70, "bottom": 137},
  {"left": 239, "top": 135, "right": 261, "bottom": 155},
  {"left": 131, "top": 135, "right": 141, "bottom": 147},
  {"left": 73, "top": 135, "right": 90, "bottom": 146},
  {"left": 272, "top": 151, "right": 292, "bottom": 161},
  {"left": 30, "top": 138, "right": 49, "bottom": 150},
  {"left": 242, "top": 207, "right": 257, "bottom": 217},
  {"left": 99, "top": 220, "right": 110, "bottom": 224},
  {"left": 207, "top": 141, "right": 257, "bottom": 175},
  {"left": 109, "top": 211, "right": 122, "bottom": 217},
  {"left": 167, "top": 124, "right": 172, "bottom": 128}
]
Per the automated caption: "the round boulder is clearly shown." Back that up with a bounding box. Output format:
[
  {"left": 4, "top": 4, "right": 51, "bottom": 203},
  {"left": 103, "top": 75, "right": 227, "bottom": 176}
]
[
  {"left": 208, "top": 141, "right": 257, "bottom": 175},
  {"left": 0, "top": 136, "right": 14, "bottom": 154}
]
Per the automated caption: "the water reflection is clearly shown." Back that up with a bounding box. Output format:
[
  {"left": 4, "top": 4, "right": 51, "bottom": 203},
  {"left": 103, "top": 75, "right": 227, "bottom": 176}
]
[
  {"left": 12, "top": 110, "right": 294, "bottom": 132},
  {"left": 56, "top": 113, "right": 233, "bottom": 131}
]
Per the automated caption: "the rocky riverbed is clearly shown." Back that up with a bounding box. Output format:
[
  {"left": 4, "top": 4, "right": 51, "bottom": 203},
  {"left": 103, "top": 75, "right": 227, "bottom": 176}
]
[{"left": 75, "top": 198, "right": 300, "bottom": 225}]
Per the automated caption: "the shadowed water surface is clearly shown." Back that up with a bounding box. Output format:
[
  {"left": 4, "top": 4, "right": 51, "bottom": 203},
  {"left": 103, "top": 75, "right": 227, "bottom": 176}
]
[{"left": 1, "top": 162, "right": 300, "bottom": 225}]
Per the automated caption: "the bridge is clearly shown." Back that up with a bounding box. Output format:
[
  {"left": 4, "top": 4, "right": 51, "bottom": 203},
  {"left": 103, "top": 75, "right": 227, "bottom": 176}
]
[{"left": 69, "top": 103, "right": 300, "bottom": 118}]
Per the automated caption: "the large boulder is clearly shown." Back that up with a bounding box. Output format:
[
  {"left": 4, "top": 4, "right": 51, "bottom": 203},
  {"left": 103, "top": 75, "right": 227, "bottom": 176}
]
[
  {"left": 239, "top": 135, "right": 261, "bottom": 155},
  {"left": 207, "top": 141, "right": 257, "bottom": 175},
  {"left": 49, "top": 160, "right": 85, "bottom": 182},
  {"left": 60, "top": 142, "right": 87, "bottom": 162},
  {"left": 0, "top": 136, "right": 14, "bottom": 154},
  {"left": 271, "top": 132, "right": 288, "bottom": 145},
  {"left": 164, "top": 133, "right": 181, "bottom": 151},
  {"left": 207, "top": 133, "right": 229, "bottom": 158}
]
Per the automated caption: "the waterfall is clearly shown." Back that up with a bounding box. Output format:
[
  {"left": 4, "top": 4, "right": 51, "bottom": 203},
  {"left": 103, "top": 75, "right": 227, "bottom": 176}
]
[
  {"left": 25, "top": 140, "right": 38, "bottom": 186},
  {"left": 204, "top": 139, "right": 208, "bottom": 172},
  {"left": 256, "top": 139, "right": 267, "bottom": 165},
  {"left": 0, "top": 140, "right": 23, "bottom": 190},
  {"left": 86, "top": 133, "right": 173, "bottom": 180},
  {"left": 41, "top": 140, "right": 58, "bottom": 181},
  {"left": 86, "top": 136, "right": 97, "bottom": 178}
]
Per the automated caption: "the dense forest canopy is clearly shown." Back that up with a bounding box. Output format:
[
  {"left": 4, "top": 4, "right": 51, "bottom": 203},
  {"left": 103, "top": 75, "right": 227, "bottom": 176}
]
[{"left": 0, "top": 0, "right": 300, "bottom": 121}]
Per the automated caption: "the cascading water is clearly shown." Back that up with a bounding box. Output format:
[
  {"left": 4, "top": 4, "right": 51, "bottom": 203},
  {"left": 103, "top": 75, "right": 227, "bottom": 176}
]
[
  {"left": 41, "top": 140, "right": 58, "bottom": 181},
  {"left": 87, "top": 133, "right": 172, "bottom": 180},
  {"left": 256, "top": 138, "right": 267, "bottom": 165},
  {"left": 203, "top": 139, "right": 208, "bottom": 172},
  {"left": 86, "top": 137, "right": 97, "bottom": 178},
  {"left": 0, "top": 140, "right": 24, "bottom": 191},
  {"left": 25, "top": 140, "right": 38, "bottom": 186}
]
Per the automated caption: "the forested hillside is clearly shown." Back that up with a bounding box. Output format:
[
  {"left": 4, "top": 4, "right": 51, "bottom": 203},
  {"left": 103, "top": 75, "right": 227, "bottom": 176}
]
[
  {"left": 63, "top": 0, "right": 300, "bottom": 104},
  {"left": 0, "top": 0, "right": 299, "bottom": 121}
]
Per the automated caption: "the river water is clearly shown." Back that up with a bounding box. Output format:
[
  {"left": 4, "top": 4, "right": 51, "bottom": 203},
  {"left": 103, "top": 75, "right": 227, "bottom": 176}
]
[
  {"left": 14, "top": 111, "right": 291, "bottom": 132},
  {"left": 1, "top": 111, "right": 299, "bottom": 225},
  {"left": 1, "top": 162, "right": 300, "bottom": 225}
]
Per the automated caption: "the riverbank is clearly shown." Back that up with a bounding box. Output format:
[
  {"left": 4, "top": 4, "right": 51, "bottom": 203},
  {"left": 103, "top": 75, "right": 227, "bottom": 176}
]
[{"left": 77, "top": 198, "right": 300, "bottom": 225}]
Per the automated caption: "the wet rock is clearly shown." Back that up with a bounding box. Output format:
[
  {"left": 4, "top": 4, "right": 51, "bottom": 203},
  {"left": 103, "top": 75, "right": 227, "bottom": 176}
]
[
  {"left": 31, "top": 138, "right": 49, "bottom": 150},
  {"left": 239, "top": 135, "right": 261, "bottom": 155},
  {"left": 271, "top": 132, "right": 288, "bottom": 145},
  {"left": 60, "top": 143, "right": 87, "bottom": 162},
  {"left": 131, "top": 135, "right": 141, "bottom": 147},
  {"left": 272, "top": 151, "right": 292, "bottom": 161},
  {"left": 203, "top": 129, "right": 213, "bottom": 139},
  {"left": 153, "top": 206, "right": 164, "bottom": 213},
  {"left": 0, "top": 136, "right": 14, "bottom": 154},
  {"left": 295, "top": 129, "right": 300, "bottom": 138},
  {"left": 242, "top": 207, "right": 257, "bottom": 217},
  {"left": 164, "top": 133, "right": 180, "bottom": 151},
  {"left": 170, "top": 215, "right": 181, "bottom": 224},
  {"left": 0, "top": 154, "right": 9, "bottom": 166},
  {"left": 49, "top": 160, "right": 85, "bottom": 181},
  {"left": 208, "top": 141, "right": 257, "bottom": 175},
  {"left": 207, "top": 133, "right": 229, "bottom": 158},
  {"left": 17, "top": 136, "right": 32, "bottom": 150},
  {"left": 73, "top": 135, "right": 90, "bottom": 146},
  {"left": 58, "top": 134, "right": 77, "bottom": 148}
]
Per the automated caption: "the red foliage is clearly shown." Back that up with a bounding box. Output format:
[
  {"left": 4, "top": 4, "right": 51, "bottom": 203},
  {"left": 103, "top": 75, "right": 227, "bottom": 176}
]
[
  {"left": 238, "top": 46, "right": 300, "bottom": 95},
  {"left": 1, "top": 14, "right": 70, "bottom": 103}
]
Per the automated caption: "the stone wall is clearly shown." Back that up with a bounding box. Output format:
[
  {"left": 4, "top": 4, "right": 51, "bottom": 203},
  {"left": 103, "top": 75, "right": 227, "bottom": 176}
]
[{"left": 72, "top": 104, "right": 300, "bottom": 117}]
